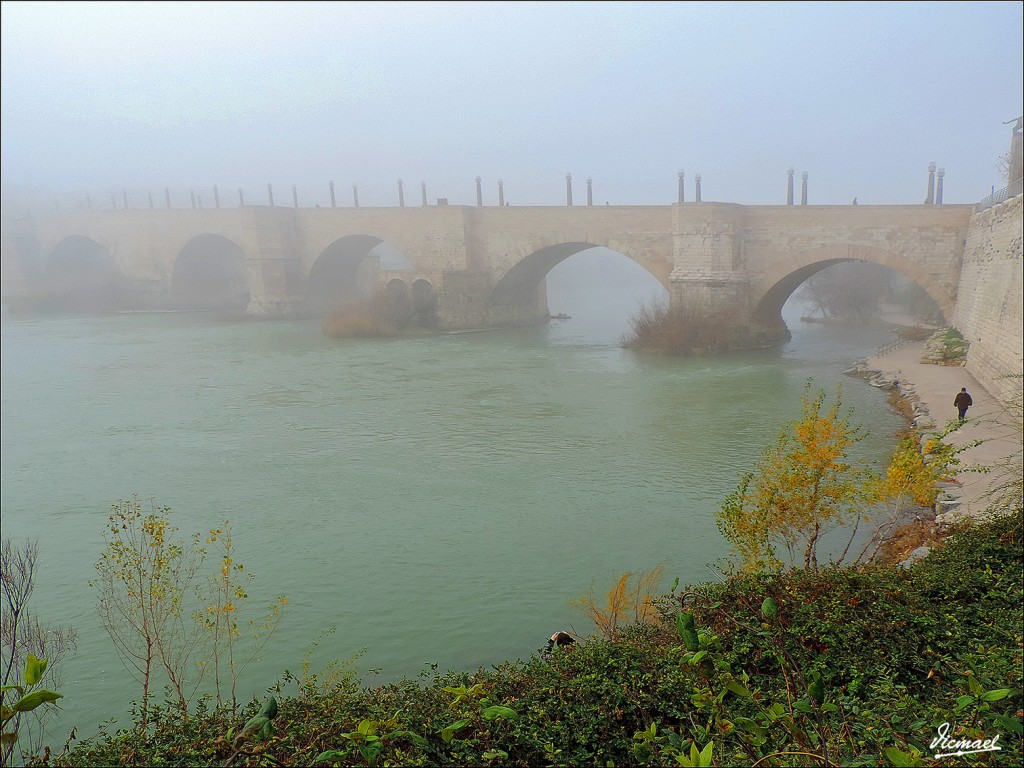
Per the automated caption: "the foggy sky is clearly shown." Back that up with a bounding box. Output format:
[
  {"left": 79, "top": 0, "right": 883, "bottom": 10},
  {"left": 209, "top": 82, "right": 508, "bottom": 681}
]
[{"left": 2, "top": 1, "right": 1022, "bottom": 207}]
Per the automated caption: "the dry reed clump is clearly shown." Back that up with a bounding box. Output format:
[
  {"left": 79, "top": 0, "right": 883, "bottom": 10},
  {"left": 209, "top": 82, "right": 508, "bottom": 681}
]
[
  {"left": 321, "top": 285, "right": 424, "bottom": 338},
  {"left": 321, "top": 300, "right": 400, "bottom": 338},
  {"left": 885, "top": 388, "right": 916, "bottom": 422},
  {"left": 873, "top": 517, "right": 951, "bottom": 566},
  {"left": 570, "top": 566, "right": 664, "bottom": 641},
  {"left": 622, "top": 300, "right": 739, "bottom": 354}
]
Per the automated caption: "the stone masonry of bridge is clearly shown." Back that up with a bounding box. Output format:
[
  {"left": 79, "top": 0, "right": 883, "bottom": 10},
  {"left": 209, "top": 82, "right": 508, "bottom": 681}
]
[
  {"left": 1, "top": 202, "right": 975, "bottom": 348},
  {"left": 952, "top": 194, "right": 1023, "bottom": 406}
]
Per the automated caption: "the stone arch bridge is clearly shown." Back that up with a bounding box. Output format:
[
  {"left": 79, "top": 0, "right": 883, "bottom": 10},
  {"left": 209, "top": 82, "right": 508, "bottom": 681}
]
[{"left": 1, "top": 202, "right": 973, "bottom": 344}]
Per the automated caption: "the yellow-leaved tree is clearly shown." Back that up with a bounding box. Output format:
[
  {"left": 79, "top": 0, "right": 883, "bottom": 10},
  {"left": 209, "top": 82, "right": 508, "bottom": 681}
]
[
  {"left": 718, "top": 381, "right": 975, "bottom": 573},
  {"left": 716, "top": 382, "right": 874, "bottom": 572},
  {"left": 852, "top": 430, "right": 943, "bottom": 562},
  {"left": 853, "top": 418, "right": 978, "bottom": 562}
]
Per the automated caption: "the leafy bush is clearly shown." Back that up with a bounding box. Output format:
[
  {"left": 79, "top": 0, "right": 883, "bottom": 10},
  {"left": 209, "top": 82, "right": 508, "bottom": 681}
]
[
  {"left": 56, "top": 507, "right": 1022, "bottom": 767},
  {"left": 1, "top": 540, "right": 76, "bottom": 767},
  {"left": 940, "top": 327, "right": 970, "bottom": 361}
]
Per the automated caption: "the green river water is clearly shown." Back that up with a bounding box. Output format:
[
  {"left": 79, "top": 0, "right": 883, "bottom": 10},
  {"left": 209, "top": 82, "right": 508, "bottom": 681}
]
[{"left": 1, "top": 266, "right": 904, "bottom": 747}]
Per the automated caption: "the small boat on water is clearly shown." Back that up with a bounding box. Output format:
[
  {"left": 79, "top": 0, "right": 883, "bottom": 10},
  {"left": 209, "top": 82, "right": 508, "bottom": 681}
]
[{"left": 550, "top": 313, "right": 571, "bottom": 320}]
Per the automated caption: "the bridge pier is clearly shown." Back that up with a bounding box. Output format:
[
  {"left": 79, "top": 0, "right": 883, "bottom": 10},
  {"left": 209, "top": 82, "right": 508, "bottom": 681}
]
[
  {"left": 668, "top": 273, "right": 789, "bottom": 350},
  {"left": 372, "top": 269, "right": 546, "bottom": 332},
  {"left": 670, "top": 202, "right": 790, "bottom": 349},
  {"left": 245, "top": 260, "right": 303, "bottom": 316},
  {"left": 484, "top": 282, "right": 550, "bottom": 329},
  {"left": 243, "top": 207, "right": 305, "bottom": 317},
  {"left": 418, "top": 273, "right": 549, "bottom": 331}
]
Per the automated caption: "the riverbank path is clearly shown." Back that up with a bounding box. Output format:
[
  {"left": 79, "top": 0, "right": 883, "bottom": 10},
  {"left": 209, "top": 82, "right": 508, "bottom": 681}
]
[{"left": 865, "top": 341, "right": 1022, "bottom": 521}]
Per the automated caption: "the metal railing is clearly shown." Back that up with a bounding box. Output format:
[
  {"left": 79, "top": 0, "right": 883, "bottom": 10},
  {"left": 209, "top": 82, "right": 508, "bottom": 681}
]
[
  {"left": 976, "top": 177, "right": 1023, "bottom": 212},
  {"left": 874, "top": 337, "right": 911, "bottom": 357}
]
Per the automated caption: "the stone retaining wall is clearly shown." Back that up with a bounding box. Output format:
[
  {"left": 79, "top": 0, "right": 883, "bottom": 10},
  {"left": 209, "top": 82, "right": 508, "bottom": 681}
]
[{"left": 952, "top": 195, "right": 1023, "bottom": 407}]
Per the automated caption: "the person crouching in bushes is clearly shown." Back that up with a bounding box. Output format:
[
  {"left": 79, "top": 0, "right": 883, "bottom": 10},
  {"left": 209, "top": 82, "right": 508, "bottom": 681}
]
[{"left": 541, "top": 631, "right": 576, "bottom": 659}]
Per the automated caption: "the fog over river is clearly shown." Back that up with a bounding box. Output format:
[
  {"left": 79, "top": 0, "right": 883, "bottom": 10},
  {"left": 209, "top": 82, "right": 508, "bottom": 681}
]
[{"left": 0, "top": 252, "right": 906, "bottom": 746}]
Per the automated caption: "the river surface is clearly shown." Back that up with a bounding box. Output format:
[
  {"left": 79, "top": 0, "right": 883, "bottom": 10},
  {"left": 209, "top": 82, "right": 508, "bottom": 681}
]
[{"left": 1, "top": 281, "right": 904, "bottom": 746}]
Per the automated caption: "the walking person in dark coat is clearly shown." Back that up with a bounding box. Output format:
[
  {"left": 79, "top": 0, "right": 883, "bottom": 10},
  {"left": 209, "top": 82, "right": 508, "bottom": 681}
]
[{"left": 954, "top": 387, "right": 973, "bottom": 422}]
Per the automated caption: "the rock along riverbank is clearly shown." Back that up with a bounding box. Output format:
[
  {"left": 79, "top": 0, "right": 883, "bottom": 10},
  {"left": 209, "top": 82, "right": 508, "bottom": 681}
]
[{"left": 844, "top": 337, "right": 1022, "bottom": 564}]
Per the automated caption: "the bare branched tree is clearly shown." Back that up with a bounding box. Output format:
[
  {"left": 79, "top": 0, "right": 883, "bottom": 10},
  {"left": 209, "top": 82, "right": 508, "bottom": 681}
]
[
  {"left": 796, "top": 262, "right": 942, "bottom": 325},
  {"left": 1, "top": 539, "right": 77, "bottom": 766},
  {"left": 92, "top": 497, "right": 206, "bottom": 727},
  {"left": 795, "top": 263, "right": 891, "bottom": 322}
]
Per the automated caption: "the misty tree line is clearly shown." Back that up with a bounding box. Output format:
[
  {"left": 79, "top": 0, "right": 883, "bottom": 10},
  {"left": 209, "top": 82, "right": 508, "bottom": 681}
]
[{"left": 795, "top": 262, "right": 942, "bottom": 325}]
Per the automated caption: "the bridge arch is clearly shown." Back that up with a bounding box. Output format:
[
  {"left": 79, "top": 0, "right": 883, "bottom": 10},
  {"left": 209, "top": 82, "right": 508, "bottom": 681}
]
[
  {"left": 411, "top": 279, "right": 438, "bottom": 327},
  {"left": 306, "top": 235, "right": 415, "bottom": 315},
  {"left": 384, "top": 277, "right": 409, "bottom": 294},
  {"left": 750, "top": 244, "right": 954, "bottom": 326},
  {"left": 490, "top": 241, "right": 666, "bottom": 305},
  {"left": 171, "top": 234, "right": 249, "bottom": 311},
  {"left": 41, "top": 235, "right": 129, "bottom": 312}
]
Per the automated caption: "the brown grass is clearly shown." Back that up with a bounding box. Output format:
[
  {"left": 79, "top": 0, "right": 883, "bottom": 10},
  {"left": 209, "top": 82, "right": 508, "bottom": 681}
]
[
  {"left": 321, "top": 300, "right": 400, "bottom": 338},
  {"left": 893, "top": 326, "right": 933, "bottom": 342},
  {"left": 886, "top": 389, "right": 916, "bottom": 422},
  {"left": 874, "top": 517, "right": 964, "bottom": 566},
  {"left": 570, "top": 566, "right": 664, "bottom": 640}
]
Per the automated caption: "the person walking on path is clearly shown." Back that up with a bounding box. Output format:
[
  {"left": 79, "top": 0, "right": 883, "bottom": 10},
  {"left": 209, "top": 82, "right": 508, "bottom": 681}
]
[{"left": 954, "top": 387, "right": 973, "bottom": 422}]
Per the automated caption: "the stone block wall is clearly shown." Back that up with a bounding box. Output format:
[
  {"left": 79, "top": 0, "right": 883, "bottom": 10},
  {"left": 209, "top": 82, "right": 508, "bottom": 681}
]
[
  {"left": 740, "top": 205, "right": 973, "bottom": 321},
  {"left": 952, "top": 195, "right": 1023, "bottom": 407}
]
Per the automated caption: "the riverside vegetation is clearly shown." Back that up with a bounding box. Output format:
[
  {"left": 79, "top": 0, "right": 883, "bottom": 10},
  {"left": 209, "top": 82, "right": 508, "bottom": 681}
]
[
  {"left": 2, "top": 386, "right": 1021, "bottom": 767},
  {"left": 321, "top": 285, "right": 438, "bottom": 339}
]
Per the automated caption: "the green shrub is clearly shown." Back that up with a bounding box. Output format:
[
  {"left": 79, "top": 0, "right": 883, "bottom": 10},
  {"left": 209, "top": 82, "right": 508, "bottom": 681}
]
[
  {"left": 57, "top": 509, "right": 1023, "bottom": 767},
  {"left": 940, "top": 327, "right": 969, "bottom": 361}
]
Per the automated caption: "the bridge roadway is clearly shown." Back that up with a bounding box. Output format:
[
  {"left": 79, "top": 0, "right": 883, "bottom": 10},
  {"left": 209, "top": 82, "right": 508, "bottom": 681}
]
[{"left": 0, "top": 202, "right": 974, "bottom": 343}]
